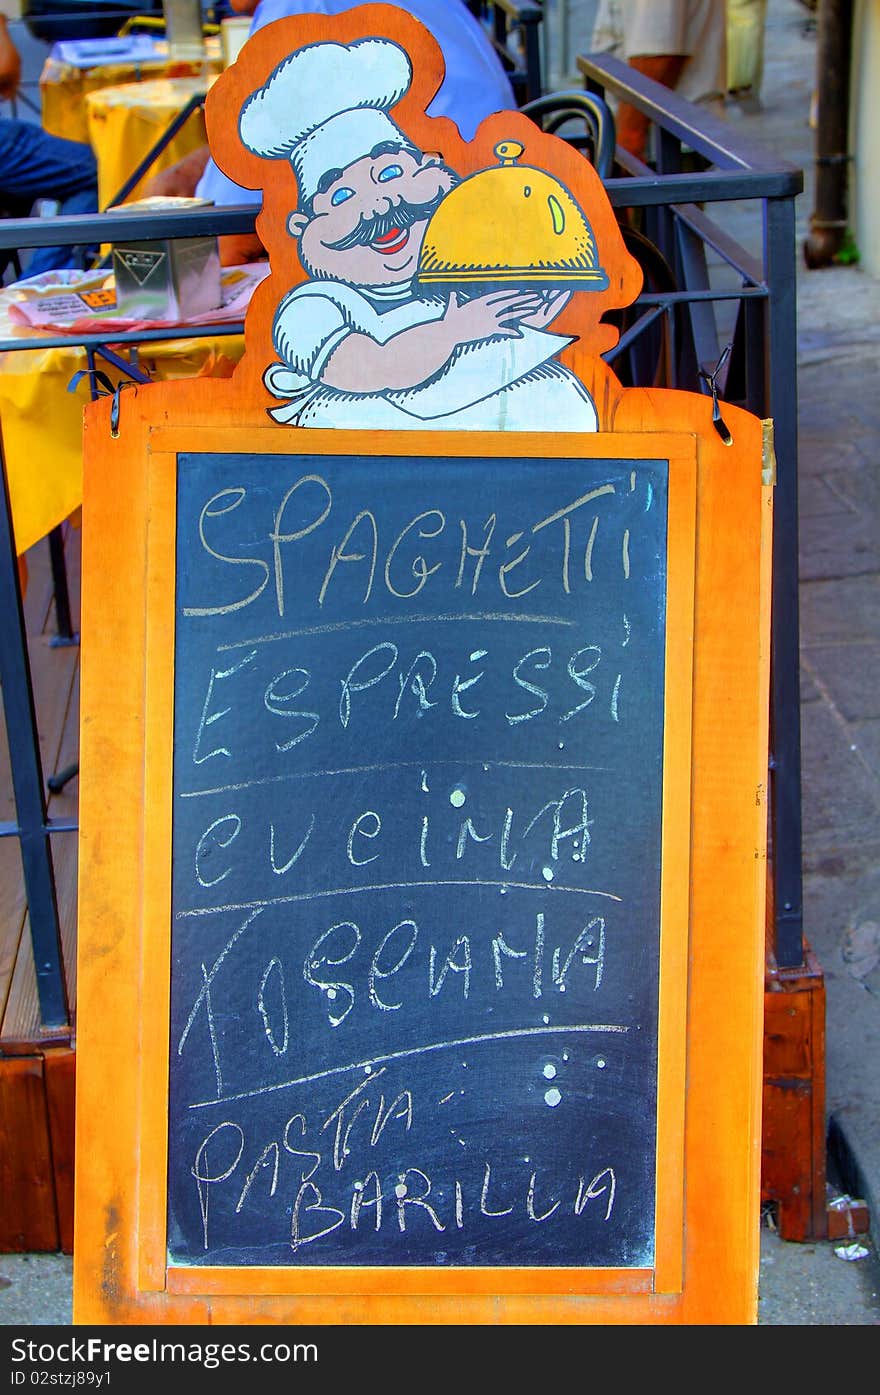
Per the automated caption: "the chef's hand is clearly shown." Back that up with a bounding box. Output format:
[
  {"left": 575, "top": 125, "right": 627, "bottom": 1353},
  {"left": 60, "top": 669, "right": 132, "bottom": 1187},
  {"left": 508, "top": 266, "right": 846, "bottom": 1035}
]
[
  {"left": 443, "top": 289, "right": 546, "bottom": 343},
  {"left": 515, "top": 289, "right": 572, "bottom": 329}
]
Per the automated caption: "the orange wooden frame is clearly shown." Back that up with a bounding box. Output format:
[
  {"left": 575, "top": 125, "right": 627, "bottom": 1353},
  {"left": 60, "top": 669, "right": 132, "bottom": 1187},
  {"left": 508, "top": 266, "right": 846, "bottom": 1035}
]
[
  {"left": 74, "top": 403, "right": 771, "bottom": 1324},
  {"left": 139, "top": 428, "right": 693, "bottom": 1301}
]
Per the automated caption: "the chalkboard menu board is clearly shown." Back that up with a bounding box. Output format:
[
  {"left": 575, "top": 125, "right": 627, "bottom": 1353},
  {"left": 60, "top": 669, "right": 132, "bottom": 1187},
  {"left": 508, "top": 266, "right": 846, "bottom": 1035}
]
[{"left": 167, "top": 451, "right": 669, "bottom": 1270}]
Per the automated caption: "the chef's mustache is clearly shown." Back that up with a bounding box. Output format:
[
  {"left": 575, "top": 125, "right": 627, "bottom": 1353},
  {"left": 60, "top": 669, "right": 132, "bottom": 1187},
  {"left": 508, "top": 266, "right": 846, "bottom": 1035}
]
[{"left": 324, "top": 188, "right": 450, "bottom": 251}]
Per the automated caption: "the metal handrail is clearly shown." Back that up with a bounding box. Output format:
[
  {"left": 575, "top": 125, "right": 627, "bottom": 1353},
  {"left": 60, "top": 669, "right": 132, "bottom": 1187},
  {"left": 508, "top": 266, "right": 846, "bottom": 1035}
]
[
  {"left": 0, "top": 204, "right": 257, "bottom": 250},
  {"left": 0, "top": 164, "right": 800, "bottom": 269},
  {"left": 573, "top": 49, "right": 805, "bottom": 974},
  {"left": 0, "top": 320, "right": 246, "bottom": 354},
  {"left": 0, "top": 58, "right": 808, "bottom": 1046},
  {"left": 578, "top": 49, "right": 802, "bottom": 178}
]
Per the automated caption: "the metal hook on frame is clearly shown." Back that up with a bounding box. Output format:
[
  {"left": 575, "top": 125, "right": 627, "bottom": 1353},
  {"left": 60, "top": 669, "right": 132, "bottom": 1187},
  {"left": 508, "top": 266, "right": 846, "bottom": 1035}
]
[
  {"left": 67, "top": 369, "right": 139, "bottom": 438},
  {"left": 698, "top": 342, "right": 734, "bottom": 446},
  {"left": 109, "top": 381, "right": 138, "bottom": 438}
]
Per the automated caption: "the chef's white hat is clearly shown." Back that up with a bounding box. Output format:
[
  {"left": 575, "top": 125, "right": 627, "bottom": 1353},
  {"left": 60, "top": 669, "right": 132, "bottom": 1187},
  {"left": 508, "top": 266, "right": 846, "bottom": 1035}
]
[{"left": 239, "top": 37, "right": 415, "bottom": 203}]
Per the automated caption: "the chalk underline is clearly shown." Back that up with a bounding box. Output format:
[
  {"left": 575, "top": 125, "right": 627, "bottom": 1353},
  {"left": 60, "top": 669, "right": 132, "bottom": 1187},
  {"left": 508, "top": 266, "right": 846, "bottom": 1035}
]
[
  {"left": 178, "top": 756, "right": 612, "bottom": 800},
  {"left": 175, "top": 878, "right": 623, "bottom": 919},
  {"left": 216, "top": 611, "right": 578, "bottom": 652},
  {"left": 188, "top": 1022, "right": 630, "bottom": 1110}
]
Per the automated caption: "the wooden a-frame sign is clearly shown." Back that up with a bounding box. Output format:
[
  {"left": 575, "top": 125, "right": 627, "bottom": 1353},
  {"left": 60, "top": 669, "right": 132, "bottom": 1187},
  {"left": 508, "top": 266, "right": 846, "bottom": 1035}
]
[{"left": 74, "top": 6, "right": 772, "bottom": 1324}]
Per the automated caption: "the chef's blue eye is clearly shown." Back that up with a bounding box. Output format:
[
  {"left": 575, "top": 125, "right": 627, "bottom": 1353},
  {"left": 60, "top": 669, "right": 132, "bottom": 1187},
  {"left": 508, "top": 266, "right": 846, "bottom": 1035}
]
[
  {"left": 331, "top": 186, "right": 354, "bottom": 206},
  {"left": 377, "top": 164, "right": 403, "bottom": 182}
]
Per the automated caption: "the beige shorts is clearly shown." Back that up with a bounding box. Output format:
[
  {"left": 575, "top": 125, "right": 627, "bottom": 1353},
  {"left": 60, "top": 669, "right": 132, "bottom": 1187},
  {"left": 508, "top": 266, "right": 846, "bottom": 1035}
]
[{"left": 592, "top": 0, "right": 727, "bottom": 103}]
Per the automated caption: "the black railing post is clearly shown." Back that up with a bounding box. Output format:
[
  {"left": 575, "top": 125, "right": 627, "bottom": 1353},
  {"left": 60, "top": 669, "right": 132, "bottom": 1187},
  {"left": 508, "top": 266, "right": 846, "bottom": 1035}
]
[
  {"left": 0, "top": 66, "right": 808, "bottom": 993},
  {"left": 48, "top": 524, "right": 77, "bottom": 645},
  {"left": 654, "top": 126, "right": 682, "bottom": 272},
  {"left": 0, "top": 430, "right": 69, "bottom": 1032},
  {"left": 517, "top": 2, "right": 544, "bottom": 103},
  {"left": 765, "top": 193, "right": 805, "bottom": 969}
]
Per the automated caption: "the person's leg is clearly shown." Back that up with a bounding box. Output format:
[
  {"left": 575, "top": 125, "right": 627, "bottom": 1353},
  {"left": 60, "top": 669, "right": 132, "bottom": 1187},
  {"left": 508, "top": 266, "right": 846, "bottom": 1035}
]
[
  {"left": 0, "top": 117, "right": 97, "bottom": 204},
  {"left": 0, "top": 118, "right": 98, "bottom": 274},
  {"left": 25, "top": 191, "right": 100, "bottom": 277},
  {"left": 615, "top": 54, "right": 688, "bottom": 161},
  {"left": 612, "top": 0, "right": 690, "bottom": 161}
]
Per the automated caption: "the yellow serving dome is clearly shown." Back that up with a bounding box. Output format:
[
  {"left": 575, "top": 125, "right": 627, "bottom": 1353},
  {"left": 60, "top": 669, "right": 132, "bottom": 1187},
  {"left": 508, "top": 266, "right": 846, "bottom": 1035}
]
[{"left": 417, "top": 140, "right": 609, "bottom": 291}]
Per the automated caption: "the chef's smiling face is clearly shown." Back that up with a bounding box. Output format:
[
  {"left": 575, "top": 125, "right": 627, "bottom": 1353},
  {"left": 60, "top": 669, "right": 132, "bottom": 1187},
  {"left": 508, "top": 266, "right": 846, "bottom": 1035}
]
[{"left": 291, "top": 145, "right": 456, "bottom": 286}]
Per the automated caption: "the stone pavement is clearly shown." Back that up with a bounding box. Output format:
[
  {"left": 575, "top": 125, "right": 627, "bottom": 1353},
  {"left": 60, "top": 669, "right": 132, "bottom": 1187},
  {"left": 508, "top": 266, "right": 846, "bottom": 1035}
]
[
  {"left": 644, "top": 0, "right": 880, "bottom": 1323},
  {"left": 553, "top": 0, "right": 880, "bottom": 1324},
  {"left": 731, "top": 0, "right": 880, "bottom": 1301},
  {"left": 2, "top": 0, "right": 880, "bottom": 1328}
]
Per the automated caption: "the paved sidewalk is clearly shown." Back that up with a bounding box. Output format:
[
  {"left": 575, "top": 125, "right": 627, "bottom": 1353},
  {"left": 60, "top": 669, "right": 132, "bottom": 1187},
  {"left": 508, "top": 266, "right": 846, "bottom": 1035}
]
[
  {"left": 740, "top": 0, "right": 880, "bottom": 1253},
  {"left": 708, "top": 0, "right": 880, "bottom": 1322},
  {"left": 522, "top": 1, "right": 880, "bottom": 1317}
]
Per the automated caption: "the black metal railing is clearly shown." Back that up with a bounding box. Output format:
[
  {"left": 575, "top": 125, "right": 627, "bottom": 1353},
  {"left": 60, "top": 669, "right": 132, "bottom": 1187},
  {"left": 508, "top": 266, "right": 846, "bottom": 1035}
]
[
  {"left": 0, "top": 59, "right": 807, "bottom": 1041},
  {"left": 0, "top": 201, "right": 253, "bottom": 1035},
  {"left": 467, "top": 0, "right": 544, "bottom": 104},
  {"left": 579, "top": 51, "right": 805, "bottom": 971}
]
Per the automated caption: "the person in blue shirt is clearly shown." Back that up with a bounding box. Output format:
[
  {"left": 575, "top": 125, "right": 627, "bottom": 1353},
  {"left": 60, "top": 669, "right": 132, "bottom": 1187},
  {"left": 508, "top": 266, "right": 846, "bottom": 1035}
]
[
  {"left": 0, "top": 15, "right": 98, "bottom": 275},
  {"left": 146, "top": 0, "right": 516, "bottom": 262}
]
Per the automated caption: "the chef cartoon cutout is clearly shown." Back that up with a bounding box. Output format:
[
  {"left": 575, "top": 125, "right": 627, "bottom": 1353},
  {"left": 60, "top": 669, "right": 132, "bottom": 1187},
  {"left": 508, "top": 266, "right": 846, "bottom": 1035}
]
[{"left": 208, "top": 6, "right": 642, "bottom": 431}]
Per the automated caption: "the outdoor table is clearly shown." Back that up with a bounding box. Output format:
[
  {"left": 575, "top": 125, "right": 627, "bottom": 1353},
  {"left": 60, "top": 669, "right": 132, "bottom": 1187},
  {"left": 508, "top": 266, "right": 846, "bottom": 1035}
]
[
  {"left": 84, "top": 74, "right": 216, "bottom": 208},
  {"left": 0, "top": 281, "right": 246, "bottom": 556},
  {"left": 40, "top": 39, "right": 222, "bottom": 147}
]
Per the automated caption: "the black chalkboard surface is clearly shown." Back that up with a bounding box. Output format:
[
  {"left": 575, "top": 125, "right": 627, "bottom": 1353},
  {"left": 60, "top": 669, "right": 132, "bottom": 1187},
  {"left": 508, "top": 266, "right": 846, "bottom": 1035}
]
[{"left": 167, "top": 451, "right": 669, "bottom": 1269}]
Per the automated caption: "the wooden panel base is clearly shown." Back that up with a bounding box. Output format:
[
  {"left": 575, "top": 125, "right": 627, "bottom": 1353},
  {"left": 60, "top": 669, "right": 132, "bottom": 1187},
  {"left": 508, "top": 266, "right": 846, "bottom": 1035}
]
[
  {"left": 44, "top": 1046, "right": 76, "bottom": 1253},
  {"left": 0, "top": 1046, "right": 75, "bottom": 1253},
  {"left": 0, "top": 520, "right": 79, "bottom": 1254},
  {"left": 826, "top": 1196, "right": 870, "bottom": 1241},
  {"left": 761, "top": 943, "right": 828, "bottom": 1241}
]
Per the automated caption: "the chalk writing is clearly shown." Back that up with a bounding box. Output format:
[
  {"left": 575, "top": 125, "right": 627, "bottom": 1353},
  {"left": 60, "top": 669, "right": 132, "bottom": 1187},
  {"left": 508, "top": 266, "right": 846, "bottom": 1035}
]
[
  {"left": 187, "top": 1076, "right": 620, "bottom": 1255},
  {"left": 167, "top": 453, "right": 667, "bottom": 1269}
]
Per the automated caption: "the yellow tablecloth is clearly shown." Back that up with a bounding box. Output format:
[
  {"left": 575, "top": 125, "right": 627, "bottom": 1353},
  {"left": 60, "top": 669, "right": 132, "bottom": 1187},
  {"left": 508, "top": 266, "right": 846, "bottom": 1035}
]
[
  {"left": 0, "top": 304, "right": 243, "bottom": 556},
  {"left": 85, "top": 75, "right": 216, "bottom": 209},
  {"left": 40, "top": 47, "right": 222, "bottom": 147}
]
